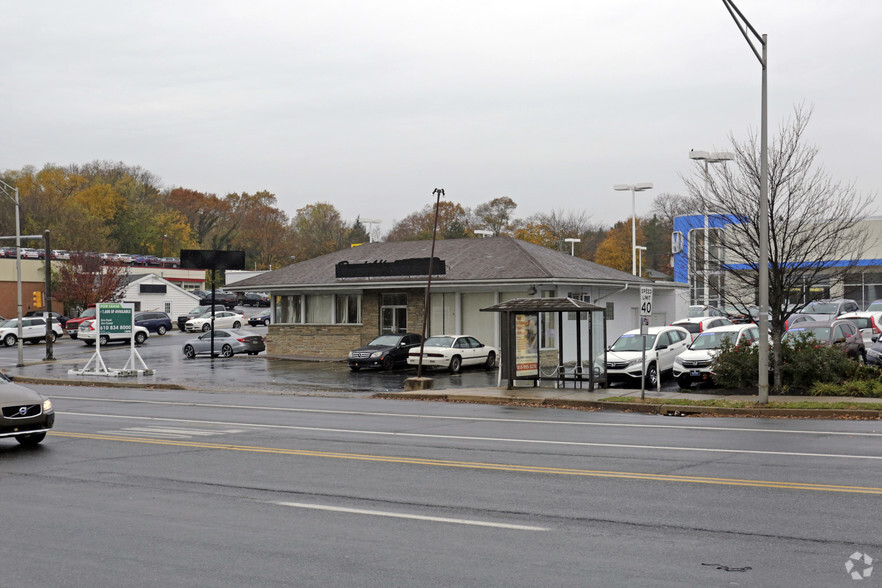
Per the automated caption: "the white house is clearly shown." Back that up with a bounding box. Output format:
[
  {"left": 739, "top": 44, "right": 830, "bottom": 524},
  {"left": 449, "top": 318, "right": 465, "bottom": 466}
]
[{"left": 120, "top": 274, "right": 201, "bottom": 319}]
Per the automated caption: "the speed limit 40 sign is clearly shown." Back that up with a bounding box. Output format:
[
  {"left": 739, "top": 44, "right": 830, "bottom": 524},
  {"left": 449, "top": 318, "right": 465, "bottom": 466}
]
[{"left": 640, "top": 286, "right": 653, "bottom": 316}]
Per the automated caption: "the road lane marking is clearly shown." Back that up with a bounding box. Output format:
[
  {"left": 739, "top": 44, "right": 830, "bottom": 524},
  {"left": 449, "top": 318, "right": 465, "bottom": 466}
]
[
  {"left": 266, "top": 501, "right": 549, "bottom": 531},
  {"left": 51, "top": 395, "right": 882, "bottom": 437},
  {"left": 58, "top": 412, "right": 882, "bottom": 461},
  {"left": 49, "top": 432, "right": 882, "bottom": 495},
  {"left": 96, "top": 426, "right": 251, "bottom": 439}
]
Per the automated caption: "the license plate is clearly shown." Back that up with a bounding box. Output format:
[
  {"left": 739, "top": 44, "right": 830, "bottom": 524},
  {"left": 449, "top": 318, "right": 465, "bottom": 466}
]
[{"left": 690, "top": 370, "right": 700, "bottom": 377}]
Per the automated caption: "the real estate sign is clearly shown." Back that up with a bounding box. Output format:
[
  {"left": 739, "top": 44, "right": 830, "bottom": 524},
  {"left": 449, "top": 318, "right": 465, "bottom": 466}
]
[{"left": 98, "top": 302, "right": 133, "bottom": 334}]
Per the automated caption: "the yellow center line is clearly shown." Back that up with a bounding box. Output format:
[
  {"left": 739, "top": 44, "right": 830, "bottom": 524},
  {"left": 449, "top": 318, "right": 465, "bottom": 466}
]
[{"left": 50, "top": 431, "right": 882, "bottom": 495}]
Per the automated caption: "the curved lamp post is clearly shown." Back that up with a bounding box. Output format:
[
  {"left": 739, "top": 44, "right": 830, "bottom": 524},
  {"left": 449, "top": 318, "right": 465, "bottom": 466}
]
[{"left": 0, "top": 178, "right": 24, "bottom": 367}]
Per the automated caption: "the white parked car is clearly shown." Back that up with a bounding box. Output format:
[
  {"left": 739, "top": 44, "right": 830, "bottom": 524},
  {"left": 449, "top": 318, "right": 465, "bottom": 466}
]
[
  {"left": 600, "top": 326, "right": 691, "bottom": 388},
  {"left": 406, "top": 334, "right": 497, "bottom": 373},
  {"left": 78, "top": 319, "right": 149, "bottom": 346},
  {"left": 0, "top": 317, "right": 63, "bottom": 347},
  {"left": 184, "top": 311, "right": 245, "bottom": 332},
  {"left": 671, "top": 316, "right": 734, "bottom": 342},
  {"left": 673, "top": 323, "right": 760, "bottom": 389}
]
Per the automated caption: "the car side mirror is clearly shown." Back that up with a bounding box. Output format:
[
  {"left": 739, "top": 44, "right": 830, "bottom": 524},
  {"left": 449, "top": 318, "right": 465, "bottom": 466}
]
[{"left": 657, "top": 344, "right": 668, "bottom": 350}]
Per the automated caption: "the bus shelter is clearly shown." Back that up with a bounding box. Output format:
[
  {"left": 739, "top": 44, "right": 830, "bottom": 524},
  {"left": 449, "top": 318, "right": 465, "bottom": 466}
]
[{"left": 481, "top": 297, "right": 607, "bottom": 390}]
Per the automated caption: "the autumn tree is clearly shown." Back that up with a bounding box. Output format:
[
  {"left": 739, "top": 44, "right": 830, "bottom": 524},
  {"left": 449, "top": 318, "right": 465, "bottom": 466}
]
[
  {"left": 164, "top": 188, "right": 236, "bottom": 249},
  {"left": 474, "top": 196, "right": 518, "bottom": 236},
  {"left": 386, "top": 201, "right": 472, "bottom": 241},
  {"left": 227, "top": 191, "right": 295, "bottom": 269},
  {"left": 595, "top": 219, "right": 644, "bottom": 273},
  {"left": 54, "top": 252, "right": 129, "bottom": 312},
  {"left": 682, "top": 105, "right": 875, "bottom": 391},
  {"left": 512, "top": 209, "right": 603, "bottom": 257},
  {"left": 289, "top": 202, "right": 349, "bottom": 262}
]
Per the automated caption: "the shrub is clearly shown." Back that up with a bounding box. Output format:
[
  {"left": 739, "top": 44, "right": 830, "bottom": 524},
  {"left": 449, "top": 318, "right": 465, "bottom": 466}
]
[{"left": 712, "top": 332, "right": 868, "bottom": 394}]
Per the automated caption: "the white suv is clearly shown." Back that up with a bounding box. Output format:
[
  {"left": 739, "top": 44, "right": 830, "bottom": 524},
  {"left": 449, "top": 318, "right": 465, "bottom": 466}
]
[
  {"left": 673, "top": 324, "right": 760, "bottom": 389},
  {"left": 0, "top": 317, "right": 63, "bottom": 346},
  {"left": 600, "top": 326, "right": 690, "bottom": 388}
]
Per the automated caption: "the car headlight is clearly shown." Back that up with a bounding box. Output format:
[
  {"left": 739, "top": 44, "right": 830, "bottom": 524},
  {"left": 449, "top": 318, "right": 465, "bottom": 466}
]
[
  {"left": 674, "top": 357, "right": 684, "bottom": 366},
  {"left": 42, "top": 398, "right": 52, "bottom": 411},
  {"left": 370, "top": 351, "right": 383, "bottom": 359},
  {"left": 624, "top": 357, "right": 642, "bottom": 367},
  {"left": 348, "top": 351, "right": 356, "bottom": 359}
]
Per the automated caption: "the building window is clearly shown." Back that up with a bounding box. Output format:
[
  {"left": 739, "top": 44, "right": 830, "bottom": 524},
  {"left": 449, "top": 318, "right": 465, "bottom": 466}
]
[
  {"left": 382, "top": 293, "right": 407, "bottom": 306},
  {"left": 275, "top": 295, "right": 302, "bottom": 324},
  {"left": 567, "top": 292, "right": 590, "bottom": 321},
  {"left": 605, "top": 302, "right": 615, "bottom": 321},
  {"left": 164, "top": 302, "right": 171, "bottom": 313},
  {"left": 305, "top": 294, "right": 334, "bottom": 323},
  {"left": 335, "top": 294, "right": 362, "bottom": 324}
]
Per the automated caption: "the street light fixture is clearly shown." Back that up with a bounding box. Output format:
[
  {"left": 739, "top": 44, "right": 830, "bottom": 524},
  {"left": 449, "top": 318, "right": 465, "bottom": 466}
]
[
  {"left": 564, "top": 238, "right": 581, "bottom": 256},
  {"left": 360, "top": 218, "right": 382, "bottom": 243},
  {"left": 689, "top": 150, "right": 734, "bottom": 308},
  {"left": 0, "top": 178, "right": 24, "bottom": 367},
  {"left": 613, "top": 183, "right": 654, "bottom": 275},
  {"left": 722, "top": 0, "right": 770, "bottom": 403},
  {"left": 474, "top": 230, "right": 493, "bottom": 238}
]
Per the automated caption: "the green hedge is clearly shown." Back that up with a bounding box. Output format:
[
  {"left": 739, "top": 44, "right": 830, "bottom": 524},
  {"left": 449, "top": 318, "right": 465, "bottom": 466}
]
[{"left": 712, "top": 333, "right": 882, "bottom": 396}]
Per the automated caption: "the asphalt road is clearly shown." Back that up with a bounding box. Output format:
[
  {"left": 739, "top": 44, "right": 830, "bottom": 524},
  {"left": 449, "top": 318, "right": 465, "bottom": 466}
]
[{"left": 2, "top": 385, "right": 880, "bottom": 587}]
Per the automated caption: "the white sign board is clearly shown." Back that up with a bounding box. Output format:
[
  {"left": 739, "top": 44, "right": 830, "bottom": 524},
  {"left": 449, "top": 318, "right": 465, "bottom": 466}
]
[{"left": 640, "top": 286, "right": 653, "bottom": 317}]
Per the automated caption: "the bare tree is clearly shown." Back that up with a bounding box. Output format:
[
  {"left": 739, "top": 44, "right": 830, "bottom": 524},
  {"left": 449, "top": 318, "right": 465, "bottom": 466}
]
[{"left": 683, "top": 105, "right": 876, "bottom": 390}]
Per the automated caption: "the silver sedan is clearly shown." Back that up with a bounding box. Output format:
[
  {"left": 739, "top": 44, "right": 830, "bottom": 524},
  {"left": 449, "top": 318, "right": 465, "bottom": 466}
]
[{"left": 182, "top": 329, "right": 266, "bottom": 358}]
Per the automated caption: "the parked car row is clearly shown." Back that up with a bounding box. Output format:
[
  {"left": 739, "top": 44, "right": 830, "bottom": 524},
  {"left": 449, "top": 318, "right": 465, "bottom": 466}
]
[{"left": 347, "top": 333, "right": 498, "bottom": 374}]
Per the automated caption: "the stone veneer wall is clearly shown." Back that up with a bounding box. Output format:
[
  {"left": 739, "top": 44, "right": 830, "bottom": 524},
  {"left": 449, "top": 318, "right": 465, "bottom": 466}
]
[{"left": 266, "top": 288, "right": 427, "bottom": 360}]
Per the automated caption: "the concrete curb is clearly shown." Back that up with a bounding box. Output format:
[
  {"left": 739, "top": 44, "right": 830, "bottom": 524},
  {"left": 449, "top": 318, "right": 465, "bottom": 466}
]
[
  {"left": 373, "top": 392, "right": 882, "bottom": 419},
  {"left": 10, "top": 375, "right": 187, "bottom": 390}
]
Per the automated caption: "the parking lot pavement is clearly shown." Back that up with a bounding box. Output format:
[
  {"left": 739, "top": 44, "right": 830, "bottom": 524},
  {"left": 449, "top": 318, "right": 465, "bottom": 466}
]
[{"left": 0, "top": 330, "right": 502, "bottom": 396}]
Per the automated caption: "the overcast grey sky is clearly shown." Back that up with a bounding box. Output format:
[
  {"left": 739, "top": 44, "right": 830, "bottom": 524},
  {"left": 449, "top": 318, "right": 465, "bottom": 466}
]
[{"left": 2, "top": 1, "right": 879, "bottom": 237}]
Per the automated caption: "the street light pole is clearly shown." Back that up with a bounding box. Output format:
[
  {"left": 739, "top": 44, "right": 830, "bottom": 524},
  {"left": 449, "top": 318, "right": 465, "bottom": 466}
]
[
  {"left": 613, "top": 183, "right": 654, "bottom": 275},
  {"left": 0, "top": 179, "right": 24, "bottom": 367},
  {"left": 722, "top": 0, "right": 770, "bottom": 403},
  {"left": 564, "top": 238, "right": 581, "bottom": 256},
  {"left": 636, "top": 245, "right": 647, "bottom": 276}
]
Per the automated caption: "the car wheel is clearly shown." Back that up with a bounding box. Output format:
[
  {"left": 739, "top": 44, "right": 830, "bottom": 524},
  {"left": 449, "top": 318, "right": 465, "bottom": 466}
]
[
  {"left": 232, "top": 321, "right": 241, "bottom": 328},
  {"left": 99, "top": 335, "right": 109, "bottom": 346},
  {"left": 485, "top": 351, "right": 496, "bottom": 369},
  {"left": 381, "top": 355, "right": 394, "bottom": 370},
  {"left": 448, "top": 355, "right": 462, "bottom": 374},
  {"left": 3, "top": 333, "right": 16, "bottom": 347},
  {"left": 644, "top": 363, "right": 658, "bottom": 388},
  {"left": 184, "top": 344, "right": 196, "bottom": 359},
  {"left": 16, "top": 432, "right": 46, "bottom": 446},
  {"left": 135, "top": 332, "right": 147, "bottom": 345},
  {"left": 157, "top": 325, "right": 167, "bottom": 336},
  {"left": 221, "top": 344, "right": 234, "bottom": 358},
  {"left": 202, "top": 323, "right": 211, "bottom": 332},
  {"left": 70, "top": 333, "right": 78, "bottom": 339},
  {"left": 263, "top": 319, "right": 270, "bottom": 326},
  {"left": 677, "top": 374, "right": 692, "bottom": 390}
]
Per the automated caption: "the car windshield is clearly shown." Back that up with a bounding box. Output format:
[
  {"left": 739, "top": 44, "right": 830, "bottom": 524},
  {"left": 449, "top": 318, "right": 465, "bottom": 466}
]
[
  {"left": 802, "top": 302, "right": 837, "bottom": 314},
  {"left": 689, "top": 331, "right": 736, "bottom": 350},
  {"left": 610, "top": 333, "right": 657, "bottom": 352},
  {"left": 867, "top": 302, "right": 882, "bottom": 312},
  {"left": 688, "top": 306, "right": 704, "bottom": 318},
  {"left": 424, "top": 336, "right": 454, "bottom": 347},
  {"left": 846, "top": 317, "right": 872, "bottom": 330},
  {"left": 1, "top": 319, "right": 19, "bottom": 328},
  {"left": 81, "top": 308, "right": 96, "bottom": 318},
  {"left": 784, "top": 327, "right": 831, "bottom": 342},
  {"left": 368, "top": 335, "right": 402, "bottom": 346}
]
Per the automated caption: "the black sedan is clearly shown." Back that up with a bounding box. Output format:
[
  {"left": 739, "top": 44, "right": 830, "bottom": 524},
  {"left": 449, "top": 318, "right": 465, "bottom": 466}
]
[
  {"left": 348, "top": 333, "right": 422, "bottom": 371},
  {"left": 0, "top": 372, "right": 54, "bottom": 446}
]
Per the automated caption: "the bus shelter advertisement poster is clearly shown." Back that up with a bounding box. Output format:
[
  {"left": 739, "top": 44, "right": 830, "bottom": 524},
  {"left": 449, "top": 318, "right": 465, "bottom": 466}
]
[{"left": 515, "top": 313, "right": 539, "bottom": 377}]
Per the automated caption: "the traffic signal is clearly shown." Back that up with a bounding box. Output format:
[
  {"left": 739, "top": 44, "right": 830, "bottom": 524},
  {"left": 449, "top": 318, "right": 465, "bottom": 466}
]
[{"left": 32, "top": 291, "right": 43, "bottom": 308}]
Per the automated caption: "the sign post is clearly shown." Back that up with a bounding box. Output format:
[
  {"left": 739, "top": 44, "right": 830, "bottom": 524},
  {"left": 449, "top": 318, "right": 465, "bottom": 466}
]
[{"left": 640, "top": 287, "right": 653, "bottom": 400}]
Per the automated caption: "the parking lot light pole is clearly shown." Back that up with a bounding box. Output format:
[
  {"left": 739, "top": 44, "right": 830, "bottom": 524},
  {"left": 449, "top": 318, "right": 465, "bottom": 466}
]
[
  {"left": 613, "top": 183, "right": 654, "bottom": 275},
  {"left": 689, "top": 150, "right": 734, "bottom": 308},
  {"left": 0, "top": 179, "right": 24, "bottom": 367}
]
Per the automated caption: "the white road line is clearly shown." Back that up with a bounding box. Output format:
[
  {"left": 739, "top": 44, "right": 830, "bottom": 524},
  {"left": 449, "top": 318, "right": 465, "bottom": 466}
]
[
  {"left": 51, "top": 395, "right": 882, "bottom": 437},
  {"left": 267, "top": 501, "right": 549, "bottom": 531},
  {"left": 59, "top": 411, "right": 882, "bottom": 460}
]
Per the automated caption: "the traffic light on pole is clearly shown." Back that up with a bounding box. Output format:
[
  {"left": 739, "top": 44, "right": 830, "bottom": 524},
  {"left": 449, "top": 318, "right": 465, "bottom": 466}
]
[{"left": 32, "top": 291, "right": 43, "bottom": 308}]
